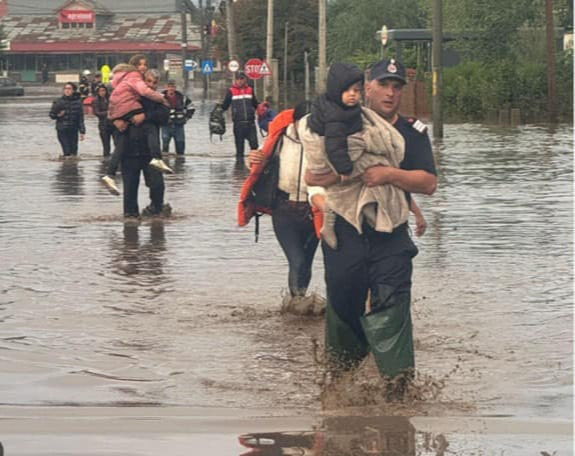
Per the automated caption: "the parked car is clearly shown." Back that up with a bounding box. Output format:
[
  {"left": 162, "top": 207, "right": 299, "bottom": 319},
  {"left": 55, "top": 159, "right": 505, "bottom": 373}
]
[{"left": 0, "top": 77, "right": 25, "bottom": 96}]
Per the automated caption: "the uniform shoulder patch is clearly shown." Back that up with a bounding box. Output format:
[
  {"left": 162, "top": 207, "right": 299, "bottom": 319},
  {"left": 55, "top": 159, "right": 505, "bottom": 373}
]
[{"left": 408, "top": 118, "right": 427, "bottom": 134}]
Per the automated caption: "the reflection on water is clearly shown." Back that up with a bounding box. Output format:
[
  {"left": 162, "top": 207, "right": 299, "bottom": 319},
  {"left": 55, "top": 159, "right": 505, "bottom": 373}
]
[
  {"left": 0, "top": 89, "right": 572, "bottom": 428},
  {"left": 239, "top": 416, "right": 415, "bottom": 456},
  {"left": 238, "top": 414, "right": 572, "bottom": 456},
  {"left": 53, "top": 160, "right": 84, "bottom": 196}
]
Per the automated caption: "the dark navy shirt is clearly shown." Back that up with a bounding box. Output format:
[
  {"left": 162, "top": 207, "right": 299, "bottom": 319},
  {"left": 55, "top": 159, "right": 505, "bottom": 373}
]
[{"left": 394, "top": 115, "right": 436, "bottom": 176}]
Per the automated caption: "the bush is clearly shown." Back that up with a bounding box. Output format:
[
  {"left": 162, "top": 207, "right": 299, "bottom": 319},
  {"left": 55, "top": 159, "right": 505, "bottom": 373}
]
[{"left": 442, "top": 54, "right": 573, "bottom": 122}]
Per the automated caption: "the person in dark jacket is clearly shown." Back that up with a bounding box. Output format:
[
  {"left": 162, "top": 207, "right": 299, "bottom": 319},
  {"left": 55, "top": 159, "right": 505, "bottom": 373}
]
[
  {"left": 49, "top": 82, "right": 86, "bottom": 157},
  {"left": 221, "top": 72, "right": 259, "bottom": 158},
  {"left": 121, "top": 82, "right": 172, "bottom": 220},
  {"left": 92, "top": 84, "right": 114, "bottom": 158},
  {"left": 90, "top": 72, "right": 103, "bottom": 96},
  {"left": 161, "top": 79, "right": 194, "bottom": 155},
  {"left": 78, "top": 73, "right": 90, "bottom": 99}
]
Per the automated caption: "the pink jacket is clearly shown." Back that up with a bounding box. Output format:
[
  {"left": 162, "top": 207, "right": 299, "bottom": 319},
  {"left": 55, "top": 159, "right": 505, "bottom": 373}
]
[{"left": 107, "top": 63, "right": 165, "bottom": 120}]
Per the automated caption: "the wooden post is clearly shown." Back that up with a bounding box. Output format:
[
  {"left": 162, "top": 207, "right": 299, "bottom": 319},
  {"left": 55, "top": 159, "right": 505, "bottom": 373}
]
[
  {"left": 318, "top": 0, "right": 327, "bottom": 93},
  {"left": 304, "top": 50, "right": 310, "bottom": 101},
  {"left": 180, "top": 10, "right": 188, "bottom": 90},
  {"left": 283, "top": 22, "right": 288, "bottom": 108},
  {"left": 545, "top": 0, "right": 557, "bottom": 122},
  {"left": 226, "top": 0, "right": 237, "bottom": 61},
  {"left": 264, "top": 0, "right": 274, "bottom": 100},
  {"left": 272, "top": 58, "right": 279, "bottom": 106},
  {"left": 431, "top": 0, "right": 443, "bottom": 138}
]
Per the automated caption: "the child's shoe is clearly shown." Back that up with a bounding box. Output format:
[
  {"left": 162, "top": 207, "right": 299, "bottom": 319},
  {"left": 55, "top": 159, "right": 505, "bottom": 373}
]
[
  {"left": 101, "top": 175, "right": 120, "bottom": 195},
  {"left": 149, "top": 158, "right": 174, "bottom": 174}
]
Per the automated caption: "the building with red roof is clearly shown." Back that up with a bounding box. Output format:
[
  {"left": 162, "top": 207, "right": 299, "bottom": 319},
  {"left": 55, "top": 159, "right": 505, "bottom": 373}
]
[{"left": 0, "top": 0, "right": 201, "bottom": 82}]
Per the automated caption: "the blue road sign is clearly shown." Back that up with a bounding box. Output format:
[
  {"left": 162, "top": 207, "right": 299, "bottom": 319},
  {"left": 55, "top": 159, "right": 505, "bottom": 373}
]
[
  {"left": 201, "top": 60, "right": 214, "bottom": 74},
  {"left": 185, "top": 59, "right": 198, "bottom": 71}
]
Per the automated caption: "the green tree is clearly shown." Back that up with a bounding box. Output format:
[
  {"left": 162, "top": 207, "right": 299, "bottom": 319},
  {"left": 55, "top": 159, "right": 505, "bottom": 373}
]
[
  {"left": 327, "top": 0, "right": 426, "bottom": 64},
  {"left": 213, "top": 0, "right": 318, "bottom": 82}
]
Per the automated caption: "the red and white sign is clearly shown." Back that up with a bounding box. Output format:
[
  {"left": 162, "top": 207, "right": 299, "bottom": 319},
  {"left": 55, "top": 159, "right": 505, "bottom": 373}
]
[
  {"left": 227, "top": 59, "right": 240, "bottom": 73},
  {"left": 244, "top": 58, "right": 272, "bottom": 80},
  {"left": 59, "top": 9, "right": 95, "bottom": 23}
]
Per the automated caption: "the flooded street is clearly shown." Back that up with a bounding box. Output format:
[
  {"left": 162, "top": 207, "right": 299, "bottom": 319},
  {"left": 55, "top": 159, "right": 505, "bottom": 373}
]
[{"left": 0, "top": 86, "right": 572, "bottom": 454}]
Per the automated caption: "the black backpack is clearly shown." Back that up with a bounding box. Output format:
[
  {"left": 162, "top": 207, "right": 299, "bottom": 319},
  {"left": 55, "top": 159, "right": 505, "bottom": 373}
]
[
  {"left": 249, "top": 137, "right": 282, "bottom": 242},
  {"left": 209, "top": 103, "right": 226, "bottom": 141}
]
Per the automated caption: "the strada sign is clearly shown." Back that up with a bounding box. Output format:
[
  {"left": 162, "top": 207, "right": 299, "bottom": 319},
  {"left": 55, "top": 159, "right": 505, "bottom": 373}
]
[
  {"left": 244, "top": 58, "right": 272, "bottom": 80},
  {"left": 59, "top": 9, "right": 95, "bottom": 23}
]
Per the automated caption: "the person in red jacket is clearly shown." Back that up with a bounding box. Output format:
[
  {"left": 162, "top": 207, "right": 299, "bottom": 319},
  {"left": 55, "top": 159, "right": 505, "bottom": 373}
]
[{"left": 221, "top": 72, "right": 259, "bottom": 158}]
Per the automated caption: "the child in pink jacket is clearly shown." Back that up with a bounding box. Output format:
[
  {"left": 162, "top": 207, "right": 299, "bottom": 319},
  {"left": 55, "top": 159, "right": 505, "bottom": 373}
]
[{"left": 101, "top": 54, "right": 172, "bottom": 195}]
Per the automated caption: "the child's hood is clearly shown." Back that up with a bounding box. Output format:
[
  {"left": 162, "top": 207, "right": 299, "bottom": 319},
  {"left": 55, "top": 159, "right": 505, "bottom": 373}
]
[{"left": 326, "top": 62, "right": 364, "bottom": 105}]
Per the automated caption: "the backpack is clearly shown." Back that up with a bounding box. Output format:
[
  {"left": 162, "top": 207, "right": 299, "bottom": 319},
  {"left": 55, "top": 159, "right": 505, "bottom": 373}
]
[
  {"left": 249, "top": 137, "right": 282, "bottom": 242},
  {"left": 209, "top": 103, "right": 226, "bottom": 140},
  {"left": 250, "top": 137, "right": 282, "bottom": 210}
]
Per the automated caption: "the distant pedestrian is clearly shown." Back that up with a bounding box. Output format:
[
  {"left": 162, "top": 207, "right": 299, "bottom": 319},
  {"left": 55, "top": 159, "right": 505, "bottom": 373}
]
[
  {"left": 161, "top": 79, "right": 195, "bottom": 155},
  {"left": 101, "top": 64, "right": 111, "bottom": 85},
  {"left": 41, "top": 64, "right": 49, "bottom": 85},
  {"left": 90, "top": 72, "right": 103, "bottom": 96},
  {"left": 221, "top": 72, "right": 259, "bottom": 158},
  {"left": 92, "top": 84, "right": 114, "bottom": 158},
  {"left": 49, "top": 82, "right": 85, "bottom": 157}
]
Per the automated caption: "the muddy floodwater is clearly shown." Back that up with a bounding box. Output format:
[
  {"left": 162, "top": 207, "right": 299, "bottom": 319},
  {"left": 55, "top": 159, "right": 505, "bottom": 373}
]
[{"left": 0, "top": 86, "right": 572, "bottom": 455}]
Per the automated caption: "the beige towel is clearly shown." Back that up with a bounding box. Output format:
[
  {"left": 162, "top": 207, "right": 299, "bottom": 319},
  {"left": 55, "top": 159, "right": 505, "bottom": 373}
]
[{"left": 299, "top": 107, "right": 409, "bottom": 234}]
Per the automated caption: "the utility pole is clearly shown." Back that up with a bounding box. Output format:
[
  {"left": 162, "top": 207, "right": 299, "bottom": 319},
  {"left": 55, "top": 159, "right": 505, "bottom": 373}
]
[
  {"left": 180, "top": 8, "right": 188, "bottom": 90},
  {"left": 225, "top": 0, "right": 237, "bottom": 61},
  {"left": 304, "top": 50, "right": 310, "bottom": 101},
  {"left": 545, "top": 0, "right": 557, "bottom": 122},
  {"left": 199, "top": 0, "right": 206, "bottom": 97},
  {"left": 318, "top": 0, "right": 327, "bottom": 93},
  {"left": 431, "top": 0, "right": 443, "bottom": 138},
  {"left": 264, "top": 0, "right": 274, "bottom": 100},
  {"left": 283, "top": 21, "right": 288, "bottom": 108}
]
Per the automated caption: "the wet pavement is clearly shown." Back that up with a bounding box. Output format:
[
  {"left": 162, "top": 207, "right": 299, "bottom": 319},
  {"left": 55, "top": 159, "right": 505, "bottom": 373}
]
[{"left": 0, "top": 86, "right": 572, "bottom": 454}]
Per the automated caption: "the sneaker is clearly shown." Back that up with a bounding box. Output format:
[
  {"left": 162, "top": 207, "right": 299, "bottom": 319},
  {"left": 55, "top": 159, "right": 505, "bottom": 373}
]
[
  {"left": 101, "top": 175, "right": 120, "bottom": 195},
  {"left": 149, "top": 158, "right": 174, "bottom": 174}
]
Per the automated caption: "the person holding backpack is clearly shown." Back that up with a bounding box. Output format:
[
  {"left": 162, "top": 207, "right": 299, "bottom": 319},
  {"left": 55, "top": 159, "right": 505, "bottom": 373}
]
[
  {"left": 239, "top": 101, "right": 325, "bottom": 315},
  {"left": 222, "top": 72, "right": 259, "bottom": 158}
]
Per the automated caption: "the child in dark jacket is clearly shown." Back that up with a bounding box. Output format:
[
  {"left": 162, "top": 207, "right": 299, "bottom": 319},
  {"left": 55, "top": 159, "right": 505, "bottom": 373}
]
[{"left": 307, "top": 62, "right": 364, "bottom": 247}]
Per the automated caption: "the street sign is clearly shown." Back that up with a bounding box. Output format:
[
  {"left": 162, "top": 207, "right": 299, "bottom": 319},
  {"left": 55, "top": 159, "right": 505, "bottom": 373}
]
[
  {"left": 258, "top": 60, "right": 272, "bottom": 76},
  {"left": 380, "top": 25, "right": 388, "bottom": 46},
  {"left": 244, "top": 58, "right": 272, "bottom": 79},
  {"left": 227, "top": 59, "right": 240, "bottom": 73},
  {"left": 201, "top": 59, "right": 214, "bottom": 74},
  {"left": 185, "top": 59, "right": 198, "bottom": 71}
]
